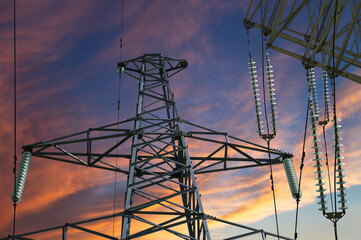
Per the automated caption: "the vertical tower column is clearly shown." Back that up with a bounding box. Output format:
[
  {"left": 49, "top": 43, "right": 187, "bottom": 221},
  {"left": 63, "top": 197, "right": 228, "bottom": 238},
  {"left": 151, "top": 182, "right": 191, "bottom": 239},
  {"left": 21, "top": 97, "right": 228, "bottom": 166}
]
[{"left": 119, "top": 54, "right": 210, "bottom": 239}]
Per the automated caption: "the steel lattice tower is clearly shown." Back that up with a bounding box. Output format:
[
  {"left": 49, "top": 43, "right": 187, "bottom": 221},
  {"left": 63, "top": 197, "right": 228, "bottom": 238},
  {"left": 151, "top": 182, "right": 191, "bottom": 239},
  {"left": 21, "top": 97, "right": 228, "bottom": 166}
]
[
  {"left": 118, "top": 54, "right": 210, "bottom": 239},
  {"left": 6, "top": 54, "right": 294, "bottom": 240}
]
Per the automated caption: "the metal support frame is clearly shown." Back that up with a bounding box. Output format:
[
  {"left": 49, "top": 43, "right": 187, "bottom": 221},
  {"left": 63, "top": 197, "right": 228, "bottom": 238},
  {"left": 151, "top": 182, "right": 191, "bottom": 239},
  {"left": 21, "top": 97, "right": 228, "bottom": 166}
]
[
  {"left": 5, "top": 54, "right": 293, "bottom": 239},
  {"left": 244, "top": 0, "right": 361, "bottom": 84},
  {"left": 2, "top": 211, "right": 295, "bottom": 240}
]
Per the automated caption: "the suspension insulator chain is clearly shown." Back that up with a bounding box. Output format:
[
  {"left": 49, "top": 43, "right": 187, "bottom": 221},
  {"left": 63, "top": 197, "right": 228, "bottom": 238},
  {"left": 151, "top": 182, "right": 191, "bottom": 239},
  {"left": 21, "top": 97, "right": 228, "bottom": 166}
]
[
  {"left": 308, "top": 68, "right": 320, "bottom": 122},
  {"left": 307, "top": 70, "right": 328, "bottom": 213},
  {"left": 265, "top": 52, "right": 277, "bottom": 135},
  {"left": 332, "top": 117, "right": 347, "bottom": 212},
  {"left": 320, "top": 69, "right": 331, "bottom": 124},
  {"left": 247, "top": 30, "right": 263, "bottom": 136}
]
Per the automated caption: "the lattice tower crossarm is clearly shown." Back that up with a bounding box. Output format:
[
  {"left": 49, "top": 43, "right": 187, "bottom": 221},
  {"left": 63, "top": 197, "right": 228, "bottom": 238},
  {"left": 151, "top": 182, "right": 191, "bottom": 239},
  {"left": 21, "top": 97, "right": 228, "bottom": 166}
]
[{"left": 9, "top": 54, "right": 294, "bottom": 240}]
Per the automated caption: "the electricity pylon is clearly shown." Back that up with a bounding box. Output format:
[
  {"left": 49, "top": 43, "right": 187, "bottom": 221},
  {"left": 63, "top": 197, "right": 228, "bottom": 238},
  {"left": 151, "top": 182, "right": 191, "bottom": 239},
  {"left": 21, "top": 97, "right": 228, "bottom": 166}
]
[
  {"left": 7, "top": 54, "right": 293, "bottom": 239},
  {"left": 244, "top": 0, "right": 361, "bottom": 84}
]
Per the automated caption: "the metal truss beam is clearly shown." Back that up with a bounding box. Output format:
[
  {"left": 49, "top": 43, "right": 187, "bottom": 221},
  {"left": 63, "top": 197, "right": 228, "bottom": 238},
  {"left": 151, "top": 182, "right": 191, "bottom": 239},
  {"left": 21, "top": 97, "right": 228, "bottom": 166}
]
[
  {"left": 244, "top": 0, "right": 361, "bottom": 83},
  {"left": 23, "top": 118, "right": 288, "bottom": 176},
  {"left": 2, "top": 212, "right": 294, "bottom": 240}
]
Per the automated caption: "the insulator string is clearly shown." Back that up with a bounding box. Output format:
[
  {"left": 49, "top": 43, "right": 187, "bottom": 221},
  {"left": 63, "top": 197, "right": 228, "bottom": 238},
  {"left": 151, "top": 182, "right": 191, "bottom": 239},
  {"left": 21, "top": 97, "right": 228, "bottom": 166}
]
[
  {"left": 309, "top": 68, "right": 319, "bottom": 122},
  {"left": 265, "top": 52, "right": 277, "bottom": 134},
  {"left": 261, "top": 28, "right": 270, "bottom": 136},
  {"left": 307, "top": 69, "right": 328, "bottom": 213},
  {"left": 12, "top": 152, "right": 32, "bottom": 204},
  {"left": 247, "top": 29, "right": 263, "bottom": 136},
  {"left": 322, "top": 125, "right": 334, "bottom": 213},
  {"left": 246, "top": 2, "right": 279, "bottom": 237},
  {"left": 321, "top": 69, "right": 330, "bottom": 123}
]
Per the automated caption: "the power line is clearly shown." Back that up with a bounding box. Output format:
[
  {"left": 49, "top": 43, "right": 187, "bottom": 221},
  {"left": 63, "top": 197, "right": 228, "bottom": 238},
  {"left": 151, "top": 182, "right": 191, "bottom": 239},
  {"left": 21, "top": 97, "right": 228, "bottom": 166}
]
[
  {"left": 12, "top": 0, "right": 18, "bottom": 237},
  {"left": 293, "top": 94, "right": 309, "bottom": 240},
  {"left": 113, "top": 0, "right": 125, "bottom": 237}
]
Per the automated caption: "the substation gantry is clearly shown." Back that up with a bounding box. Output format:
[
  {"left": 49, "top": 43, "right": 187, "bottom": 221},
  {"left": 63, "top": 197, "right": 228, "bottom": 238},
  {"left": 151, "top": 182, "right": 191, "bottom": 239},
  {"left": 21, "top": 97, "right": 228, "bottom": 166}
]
[{"left": 7, "top": 54, "right": 295, "bottom": 240}]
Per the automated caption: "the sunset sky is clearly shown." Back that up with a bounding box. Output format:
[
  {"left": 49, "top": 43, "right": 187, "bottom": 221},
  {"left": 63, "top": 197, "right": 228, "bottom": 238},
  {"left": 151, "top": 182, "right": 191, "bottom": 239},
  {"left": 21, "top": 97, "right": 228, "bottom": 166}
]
[{"left": 1, "top": 1, "right": 361, "bottom": 239}]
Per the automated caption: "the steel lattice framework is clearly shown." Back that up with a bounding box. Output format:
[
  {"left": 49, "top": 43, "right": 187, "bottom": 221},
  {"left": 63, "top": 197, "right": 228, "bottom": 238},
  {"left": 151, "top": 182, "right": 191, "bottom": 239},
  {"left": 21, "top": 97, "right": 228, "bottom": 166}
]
[
  {"left": 4, "top": 54, "right": 294, "bottom": 240},
  {"left": 244, "top": 0, "right": 361, "bottom": 83}
]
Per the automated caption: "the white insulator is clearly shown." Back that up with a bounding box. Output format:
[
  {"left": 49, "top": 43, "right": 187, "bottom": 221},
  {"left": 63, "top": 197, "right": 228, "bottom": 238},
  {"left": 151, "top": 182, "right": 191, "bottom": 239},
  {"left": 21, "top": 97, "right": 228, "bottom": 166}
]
[
  {"left": 333, "top": 144, "right": 344, "bottom": 147},
  {"left": 331, "top": 118, "right": 342, "bottom": 122},
  {"left": 316, "top": 188, "right": 327, "bottom": 192},
  {"left": 314, "top": 169, "right": 324, "bottom": 174},
  {"left": 332, "top": 132, "right": 343, "bottom": 136},
  {"left": 337, "top": 180, "right": 346, "bottom": 184},
  {"left": 283, "top": 158, "right": 302, "bottom": 199},
  {"left": 334, "top": 150, "right": 344, "bottom": 154},
  {"left": 318, "top": 207, "right": 328, "bottom": 211},
  {"left": 337, "top": 186, "right": 347, "bottom": 191},
  {"left": 313, "top": 163, "right": 323, "bottom": 168},
  {"left": 12, "top": 151, "right": 32, "bottom": 203},
  {"left": 312, "top": 157, "right": 323, "bottom": 161},
  {"left": 312, "top": 151, "right": 323, "bottom": 155},
  {"left": 339, "top": 206, "right": 348, "bottom": 210}
]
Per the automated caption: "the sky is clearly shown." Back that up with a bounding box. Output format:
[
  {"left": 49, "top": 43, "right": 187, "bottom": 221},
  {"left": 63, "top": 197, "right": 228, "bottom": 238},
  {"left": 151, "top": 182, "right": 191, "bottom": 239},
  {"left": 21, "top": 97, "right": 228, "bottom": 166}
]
[{"left": 0, "top": 0, "right": 361, "bottom": 239}]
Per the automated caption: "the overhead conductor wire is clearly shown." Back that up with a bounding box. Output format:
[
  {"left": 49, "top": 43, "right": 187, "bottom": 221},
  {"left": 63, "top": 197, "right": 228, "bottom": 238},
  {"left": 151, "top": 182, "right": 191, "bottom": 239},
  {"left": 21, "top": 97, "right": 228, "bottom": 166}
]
[
  {"left": 331, "top": 1, "right": 340, "bottom": 239},
  {"left": 293, "top": 95, "right": 309, "bottom": 240},
  {"left": 113, "top": 0, "right": 125, "bottom": 237},
  {"left": 260, "top": 1, "right": 280, "bottom": 238},
  {"left": 12, "top": 0, "right": 18, "bottom": 237}
]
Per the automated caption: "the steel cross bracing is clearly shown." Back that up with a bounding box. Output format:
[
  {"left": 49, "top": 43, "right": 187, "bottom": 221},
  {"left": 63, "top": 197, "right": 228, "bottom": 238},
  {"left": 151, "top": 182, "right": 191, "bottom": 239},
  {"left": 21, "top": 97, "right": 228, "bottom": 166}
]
[
  {"left": 7, "top": 54, "right": 293, "bottom": 239},
  {"left": 244, "top": 0, "right": 361, "bottom": 83}
]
